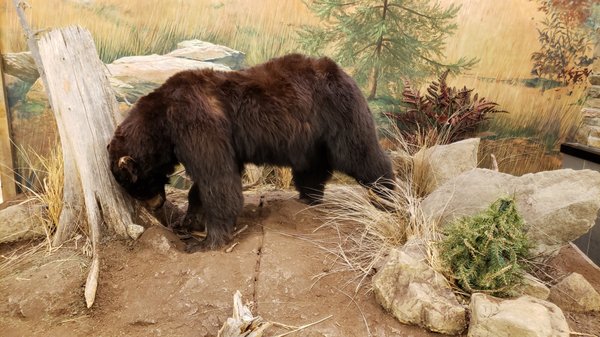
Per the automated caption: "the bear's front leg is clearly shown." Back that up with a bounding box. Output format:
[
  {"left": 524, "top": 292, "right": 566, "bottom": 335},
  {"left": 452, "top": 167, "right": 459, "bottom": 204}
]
[
  {"left": 184, "top": 175, "right": 244, "bottom": 252},
  {"left": 178, "top": 183, "right": 205, "bottom": 236},
  {"left": 185, "top": 222, "right": 234, "bottom": 252}
]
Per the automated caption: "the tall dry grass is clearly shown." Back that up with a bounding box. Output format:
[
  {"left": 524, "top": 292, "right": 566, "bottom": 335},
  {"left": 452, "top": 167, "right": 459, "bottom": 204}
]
[
  {"left": 315, "top": 129, "right": 443, "bottom": 292},
  {"left": 440, "top": 0, "right": 543, "bottom": 80},
  {"left": 443, "top": 0, "right": 587, "bottom": 142},
  {"left": 1, "top": 0, "right": 317, "bottom": 65},
  {"left": 437, "top": 0, "right": 591, "bottom": 171},
  {"left": 460, "top": 79, "right": 587, "bottom": 149},
  {"left": 478, "top": 138, "right": 563, "bottom": 176},
  {"left": 12, "top": 144, "right": 64, "bottom": 249}
]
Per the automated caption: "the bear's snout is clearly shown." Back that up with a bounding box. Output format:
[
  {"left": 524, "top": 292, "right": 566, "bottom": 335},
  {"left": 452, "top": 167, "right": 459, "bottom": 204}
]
[{"left": 144, "top": 193, "right": 165, "bottom": 211}]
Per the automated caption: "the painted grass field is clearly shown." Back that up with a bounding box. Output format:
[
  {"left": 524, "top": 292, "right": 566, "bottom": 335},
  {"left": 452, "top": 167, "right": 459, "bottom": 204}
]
[
  {"left": 1, "top": 0, "right": 316, "bottom": 64},
  {"left": 1, "top": 0, "right": 593, "bottom": 173},
  {"left": 441, "top": 0, "right": 588, "bottom": 151}
]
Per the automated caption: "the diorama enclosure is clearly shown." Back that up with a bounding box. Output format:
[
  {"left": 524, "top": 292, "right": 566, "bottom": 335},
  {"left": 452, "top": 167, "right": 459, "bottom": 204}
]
[{"left": 1, "top": 1, "right": 600, "bottom": 336}]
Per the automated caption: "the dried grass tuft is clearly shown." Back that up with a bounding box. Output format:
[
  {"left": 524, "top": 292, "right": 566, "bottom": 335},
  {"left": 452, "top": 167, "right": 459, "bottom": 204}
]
[
  {"left": 316, "top": 182, "right": 440, "bottom": 292},
  {"left": 311, "top": 125, "right": 448, "bottom": 292},
  {"left": 12, "top": 144, "right": 64, "bottom": 250},
  {"left": 272, "top": 167, "right": 293, "bottom": 190}
]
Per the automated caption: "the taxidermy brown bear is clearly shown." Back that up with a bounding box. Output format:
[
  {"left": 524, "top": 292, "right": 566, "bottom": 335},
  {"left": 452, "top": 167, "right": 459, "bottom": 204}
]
[{"left": 107, "top": 53, "right": 394, "bottom": 252}]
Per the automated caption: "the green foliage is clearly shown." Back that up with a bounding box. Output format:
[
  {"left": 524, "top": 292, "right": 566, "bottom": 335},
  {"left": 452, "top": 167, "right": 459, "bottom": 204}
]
[
  {"left": 298, "top": 0, "right": 477, "bottom": 99},
  {"left": 531, "top": 0, "right": 597, "bottom": 85},
  {"left": 388, "top": 70, "right": 504, "bottom": 144},
  {"left": 438, "top": 197, "right": 532, "bottom": 297},
  {"left": 368, "top": 95, "right": 402, "bottom": 134}
]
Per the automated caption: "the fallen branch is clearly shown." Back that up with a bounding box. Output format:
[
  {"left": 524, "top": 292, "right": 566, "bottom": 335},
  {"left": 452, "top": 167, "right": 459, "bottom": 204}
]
[
  {"left": 217, "top": 291, "right": 272, "bottom": 337},
  {"left": 218, "top": 291, "right": 332, "bottom": 337}
]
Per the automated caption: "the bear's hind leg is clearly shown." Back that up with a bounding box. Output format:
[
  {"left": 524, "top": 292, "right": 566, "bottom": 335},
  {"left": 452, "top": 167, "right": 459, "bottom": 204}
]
[{"left": 292, "top": 162, "right": 332, "bottom": 205}]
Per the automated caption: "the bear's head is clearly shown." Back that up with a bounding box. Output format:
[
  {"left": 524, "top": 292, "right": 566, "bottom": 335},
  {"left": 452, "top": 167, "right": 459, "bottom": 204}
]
[
  {"left": 107, "top": 130, "right": 173, "bottom": 210},
  {"left": 107, "top": 89, "right": 177, "bottom": 210}
]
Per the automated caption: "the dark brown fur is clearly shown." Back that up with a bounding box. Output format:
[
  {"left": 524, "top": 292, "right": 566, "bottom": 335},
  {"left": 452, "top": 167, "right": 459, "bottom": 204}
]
[{"left": 108, "top": 54, "right": 394, "bottom": 251}]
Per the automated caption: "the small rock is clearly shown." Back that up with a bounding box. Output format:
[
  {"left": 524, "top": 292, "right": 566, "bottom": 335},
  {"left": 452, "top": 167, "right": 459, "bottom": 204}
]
[
  {"left": 548, "top": 272, "right": 600, "bottom": 313},
  {"left": 373, "top": 239, "right": 466, "bottom": 335},
  {"left": 137, "top": 226, "right": 185, "bottom": 253},
  {"left": 1, "top": 51, "right": 39, "bottom": 83},
  {"left": 516, "top": 273, "right": 550, "bottom": 300},
  {"left": 468, "top": 293, "right": 569, "bottom": 337},
  {"left": 413, "top": 138, "right": 480, "bottom": 194},
  {"left": 127, "top": 224, "right": 146, "bottom": 240}
]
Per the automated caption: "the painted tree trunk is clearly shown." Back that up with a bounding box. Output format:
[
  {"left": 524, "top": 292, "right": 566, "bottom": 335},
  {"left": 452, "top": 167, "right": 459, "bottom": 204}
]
[{"left": 0, "top": 59, "right": 16, "bottom": 203}]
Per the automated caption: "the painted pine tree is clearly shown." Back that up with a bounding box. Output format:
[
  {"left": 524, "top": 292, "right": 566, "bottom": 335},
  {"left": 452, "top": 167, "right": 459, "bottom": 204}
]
[{"left": 299, "top": 0, "right": 477, "bottom": 99}]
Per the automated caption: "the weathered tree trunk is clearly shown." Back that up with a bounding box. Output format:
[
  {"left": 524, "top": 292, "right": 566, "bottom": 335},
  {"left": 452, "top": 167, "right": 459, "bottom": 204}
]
[
  {"left": 33, "top": 26, "right": 145, "bottom": 307},
  {"left": 367, "top": 0, "right": 388, "bottom": 100},
  {"left": 36, "top": 27, "right": 143, "bottom": 240}
]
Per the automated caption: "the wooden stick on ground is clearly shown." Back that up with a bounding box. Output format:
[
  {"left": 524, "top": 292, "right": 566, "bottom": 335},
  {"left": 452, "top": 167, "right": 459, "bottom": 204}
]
[{"left": 217, "top": 291, "right": 272, "bottom": 337}]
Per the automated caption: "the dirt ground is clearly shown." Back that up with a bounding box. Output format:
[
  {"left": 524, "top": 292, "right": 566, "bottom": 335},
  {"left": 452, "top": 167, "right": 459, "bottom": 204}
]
[{"left": 1, "top": 190, "right": 600, "bottom": 337}]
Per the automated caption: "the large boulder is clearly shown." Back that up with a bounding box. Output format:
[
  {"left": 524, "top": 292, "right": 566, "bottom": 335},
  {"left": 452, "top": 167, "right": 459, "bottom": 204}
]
[
  {"left": 548, "top": 272, "right": 600, "bottom": 313},
  {"left": 422, "top": 168, "right": 600, "bottom": 255},
  {"left": 0, "top": 201, "right": 46, "bottom": 244},
  {"left": 412, "top": 138, "right": 479, "bottom": 194},
  {"left": 468, "top": 293, "right": 569, "bottom": 337},
  {"left": 373, "top": 240, "right": 466, "bottom": 335},
  {"left": 2, "top": 52, "right": 39, "bottom": 83},
  {"left": 105, "top": 54, "right": 231, "bottom": 103},
  {"left": 168, "top": 40, "right": 245, "bottom": 70}
]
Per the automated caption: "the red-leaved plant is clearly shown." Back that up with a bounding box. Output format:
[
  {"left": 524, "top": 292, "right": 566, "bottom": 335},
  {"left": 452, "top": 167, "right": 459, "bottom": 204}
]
[{"left": 388, "top": 71, "right": 504, "bottom": 144}]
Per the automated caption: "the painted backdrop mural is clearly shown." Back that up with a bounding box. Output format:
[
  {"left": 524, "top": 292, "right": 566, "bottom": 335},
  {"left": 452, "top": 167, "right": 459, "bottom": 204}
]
[{"left": 0, "top": 0, "right": 599, "bottom": 189}]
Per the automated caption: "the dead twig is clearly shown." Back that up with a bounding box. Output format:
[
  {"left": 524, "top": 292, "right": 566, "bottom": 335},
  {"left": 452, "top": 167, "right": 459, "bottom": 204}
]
[
  {"left": 84, "top": 255, "right": 99, "bottom": 308},
  {"left": 225, "top": 242, "right": 239, "bottom": 253},
  {"left": 234, "top": 225, "right": 249, "bottom": 237},
  {"left": 334, "top": 287, "right": 371, "bottom": 336},
  {"left": 270, "top": 315, "right": 333, "bottom": 337}
]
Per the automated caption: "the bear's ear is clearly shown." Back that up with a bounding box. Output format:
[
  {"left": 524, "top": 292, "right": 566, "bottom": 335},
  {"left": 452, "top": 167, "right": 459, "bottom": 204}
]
[{"left": 117, "top": 156, "right": 138, "bottom": 183}]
